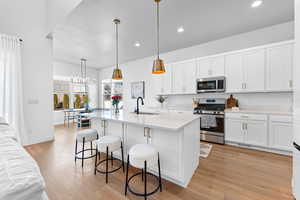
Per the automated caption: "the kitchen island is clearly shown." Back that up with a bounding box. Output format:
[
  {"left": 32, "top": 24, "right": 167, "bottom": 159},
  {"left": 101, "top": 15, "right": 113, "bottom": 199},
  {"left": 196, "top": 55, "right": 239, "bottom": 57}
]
[{"left": 90, "top": 110, "right": 200, "bottom": 187}]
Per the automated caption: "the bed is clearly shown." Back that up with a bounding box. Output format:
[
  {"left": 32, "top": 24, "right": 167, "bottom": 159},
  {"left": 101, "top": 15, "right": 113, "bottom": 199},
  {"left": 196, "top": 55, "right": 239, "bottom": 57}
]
[{"left": 0, "top": 118, "right": 48, "bottom": 200}]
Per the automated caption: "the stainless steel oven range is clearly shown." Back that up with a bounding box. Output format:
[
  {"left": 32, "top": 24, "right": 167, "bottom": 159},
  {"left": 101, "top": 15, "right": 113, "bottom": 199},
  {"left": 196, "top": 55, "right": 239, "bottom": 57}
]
[{"left": 194, "top": 98, "right": 225, "bottom": 144}]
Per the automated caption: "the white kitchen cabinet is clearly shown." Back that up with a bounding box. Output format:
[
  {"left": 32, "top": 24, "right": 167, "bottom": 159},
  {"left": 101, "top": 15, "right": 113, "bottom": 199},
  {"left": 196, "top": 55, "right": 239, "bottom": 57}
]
[
  {"left": 225, "top": 49, "right": 265, "bottom": 93},
  {"left": 266, "top": 43, "right": 293, "bottom": 91},
  {"left": 125, "top": 125, "right": 148, "bottom": 153},
  {"left": 151, "top": 63, "right": 173, "bottom": 95},
  {"left": 225, "top": 118, "right": 244, "bottom": 143},
  {"left": 225, "top": 53, "right": 244, "bottom": 92},
  {"left": 196, "top": 55, "right": 225, "bottom": 78},
  {"left": 269, "top": 115, "right": 293, "bottom": 151},
  {"left": 172, "top": 59, "right": 197, "bottom": 94},
  {"left": 244, "top": 119, "right": 268, "bottom": 147},
  {"left": 243, "top": 49, "right": 265, "bottom": 92},
  {"left": 225, "top": 113, "right": 268, "bottom": 147}
]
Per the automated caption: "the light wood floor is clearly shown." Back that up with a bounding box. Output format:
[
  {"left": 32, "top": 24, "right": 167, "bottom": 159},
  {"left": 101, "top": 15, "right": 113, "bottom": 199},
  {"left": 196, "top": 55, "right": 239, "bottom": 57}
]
[{"left": 25, "top": 124, "right": 294, "bottom": 200}]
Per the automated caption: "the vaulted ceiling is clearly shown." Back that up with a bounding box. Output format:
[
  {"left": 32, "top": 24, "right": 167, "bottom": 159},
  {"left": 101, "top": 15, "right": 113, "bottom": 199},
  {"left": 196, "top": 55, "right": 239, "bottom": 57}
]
[{"left": 53, "top": 0, "right": 294, "bottom": 68}]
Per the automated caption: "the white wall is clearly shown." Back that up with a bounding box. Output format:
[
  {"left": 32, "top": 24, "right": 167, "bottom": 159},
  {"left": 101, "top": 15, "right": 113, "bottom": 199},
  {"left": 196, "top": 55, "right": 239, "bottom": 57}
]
[
  {"left": 46, "top": 0, "right": 82, "bottom": 34},
  {"left": 53, "top": 60, "right": 99, "bottom": 81},
  {"left": 53, "top": 60, "right": 99, "bottom": 125},
  {"left": 0, "top": 0, "right": 54, "bottom": 145},
  {"left": 99, "top": 22, "right": 294, "bottom": 112}
]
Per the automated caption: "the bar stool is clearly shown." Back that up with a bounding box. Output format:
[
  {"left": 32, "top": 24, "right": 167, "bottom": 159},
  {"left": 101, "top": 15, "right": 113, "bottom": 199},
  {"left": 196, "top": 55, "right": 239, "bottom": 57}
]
[
  {"left": 125, "top": 144, "right": 162, "bottom": 200},
  {"left": 75, "top": 129, "right": 99, "bottom": 168},
  {"left": 94, "top": 135, "right": 125, "bottom": 183}
]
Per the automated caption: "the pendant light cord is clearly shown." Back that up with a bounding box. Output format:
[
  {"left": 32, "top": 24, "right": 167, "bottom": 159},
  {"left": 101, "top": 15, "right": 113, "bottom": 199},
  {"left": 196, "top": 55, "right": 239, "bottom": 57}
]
[
  {"left": 116, "top": 21, "right": 119, "bottom": 69},
  {"left": 80, "top": 59, "right": 83, "bottom": 84},
  {"left": 157, "top": 1, "right": 160, "bottom": 59}
]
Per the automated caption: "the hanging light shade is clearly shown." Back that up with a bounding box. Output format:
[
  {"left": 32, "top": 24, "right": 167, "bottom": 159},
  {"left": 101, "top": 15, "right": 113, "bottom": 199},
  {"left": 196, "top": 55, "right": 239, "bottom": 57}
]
[
  {"left": 152, "top": 0, "right": 165, "bottom": 74},
  {"left": 112, "top": 19, "right": 123, "bottom": 80}
]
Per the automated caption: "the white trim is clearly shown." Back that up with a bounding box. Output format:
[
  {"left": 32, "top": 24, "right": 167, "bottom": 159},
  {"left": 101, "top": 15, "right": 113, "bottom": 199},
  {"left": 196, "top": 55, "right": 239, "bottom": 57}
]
[{"left": 225, "top": 141, "right": 292, "bottom": 156}]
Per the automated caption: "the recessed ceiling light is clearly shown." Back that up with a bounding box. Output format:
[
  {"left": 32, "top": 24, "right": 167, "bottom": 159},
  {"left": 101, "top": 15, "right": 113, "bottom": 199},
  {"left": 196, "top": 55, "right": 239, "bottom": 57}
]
[
  {"left": 134, "top": 42, "right": 141, "bottom": 47},
  {"left": 177, "top": 27, "right": 184, "bottom": 33},
  {"left": 251, "top": 0, "right": 263, "bottom": 8}
]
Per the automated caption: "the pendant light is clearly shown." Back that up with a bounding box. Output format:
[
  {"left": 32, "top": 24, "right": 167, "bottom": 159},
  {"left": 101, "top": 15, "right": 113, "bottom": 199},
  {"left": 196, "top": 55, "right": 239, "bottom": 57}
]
[
  {"left": 80, "top": 58, "right": 88, "bottom": 94},
  {"left": 112, "top": 19, "right": 123, "bottom": 80},
  {"left": 152, "top": 0, "right": 166, "bottom": 74}
]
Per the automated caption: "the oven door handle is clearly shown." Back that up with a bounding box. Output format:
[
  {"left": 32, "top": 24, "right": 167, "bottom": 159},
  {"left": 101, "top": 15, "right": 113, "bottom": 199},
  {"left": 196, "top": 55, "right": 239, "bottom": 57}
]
[{"left": 200, "top": 114, "right": 224, "bottom": 118}]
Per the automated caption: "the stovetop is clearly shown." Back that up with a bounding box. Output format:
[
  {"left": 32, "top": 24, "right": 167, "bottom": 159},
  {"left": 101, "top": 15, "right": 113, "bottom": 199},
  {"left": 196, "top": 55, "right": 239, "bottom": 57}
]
[{"left": 193, "top": 99, "right": 225, "bottom": 115}]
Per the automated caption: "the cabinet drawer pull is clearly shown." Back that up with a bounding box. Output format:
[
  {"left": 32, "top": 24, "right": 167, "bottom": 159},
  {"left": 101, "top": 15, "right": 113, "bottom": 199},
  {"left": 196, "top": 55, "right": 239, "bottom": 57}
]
[
  {"left": 289, "top": 80, "right": 293, "bottom": 88},
  {"left": 241, "top": 115, "right": 249, "bottom": 118}
]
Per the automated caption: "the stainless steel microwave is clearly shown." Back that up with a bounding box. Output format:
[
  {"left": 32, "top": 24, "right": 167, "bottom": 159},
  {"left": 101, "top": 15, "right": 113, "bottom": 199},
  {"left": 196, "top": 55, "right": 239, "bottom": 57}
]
[{"left": 196, "top": 76, "right": 226, "bottom": 93}]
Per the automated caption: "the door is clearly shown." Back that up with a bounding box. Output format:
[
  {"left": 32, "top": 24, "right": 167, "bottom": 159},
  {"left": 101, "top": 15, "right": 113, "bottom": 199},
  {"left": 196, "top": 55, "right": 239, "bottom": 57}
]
[
  {"left": 151, "top": 128, "right": 181, "bottom": 179},
  {"left": 172, "top": 62, "right": 184, "bottom": 94},
  {"left": 269, "top": 121, "right": 293, "bottom": 151},
  {"left": 197, "top": 58, "right": 210, "bottom": 78},
  {"left": 161, "top": 63, "right": 172, "bottom": 94},
  {"left": 266, "top": 44, "right": 293, "bottom": 91},
  {"left": 151, "top": 74, "right": 163, "bottom": 95},
  {"left": 210, "top": 56, "right": 225, "bottom": 77},
  {"left": 293, "top": 148, "right": 300, "bottom": 199},
  {"left": 225, "top": 53, "right": 244, "bottom": 92},
  {"left": 225, "top": 118, "right": 244, "bottom": 143},
  {"left": 243, "top": 49, "right": 265, "bottom": 92},
  {"left": 244, "top": 120, "right": 268, "bottom": 147},
  {"left": 125, "top": 125, "right": 148, "bottom": 154},
  {"left": 172, "top": 59, "right": 197, "bottom": 94}
]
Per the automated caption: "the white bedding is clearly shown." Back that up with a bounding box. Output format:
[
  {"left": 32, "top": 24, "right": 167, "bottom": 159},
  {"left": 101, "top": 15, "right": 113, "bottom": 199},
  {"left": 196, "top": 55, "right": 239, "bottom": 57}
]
[
  {"left": 0, "top": 124, "right": 48, "bottom": 200},
  {"left": 0, "top": 124, "right": 17, "bottom": 141}
]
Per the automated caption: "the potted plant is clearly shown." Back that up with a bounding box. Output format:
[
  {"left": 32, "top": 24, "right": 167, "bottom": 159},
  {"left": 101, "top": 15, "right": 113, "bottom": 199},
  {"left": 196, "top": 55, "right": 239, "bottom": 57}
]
[{"left": 112, "top": 95, "right": 122, "bottom": 113}]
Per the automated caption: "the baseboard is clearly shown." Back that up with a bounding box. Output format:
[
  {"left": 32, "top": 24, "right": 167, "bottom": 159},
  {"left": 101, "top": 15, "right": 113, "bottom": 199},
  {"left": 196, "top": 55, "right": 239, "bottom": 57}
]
[
  {"left": 225, "top": 141, "right": 292, "bottom": 156},
  {"left": 24, "top": 135, "right": 55, "bottom": 146}
]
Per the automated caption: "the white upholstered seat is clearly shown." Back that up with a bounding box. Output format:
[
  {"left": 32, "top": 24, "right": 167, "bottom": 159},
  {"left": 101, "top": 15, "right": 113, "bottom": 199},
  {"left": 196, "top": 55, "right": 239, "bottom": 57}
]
[
  {"left": 129, "top": 144, "right": 158, "bottom": 169},
  {"left": 76, "top": 129, "right": 98, "bottom": 142},
  {"left": 97, "top": 135, "right": 122, "bottom": 152}
]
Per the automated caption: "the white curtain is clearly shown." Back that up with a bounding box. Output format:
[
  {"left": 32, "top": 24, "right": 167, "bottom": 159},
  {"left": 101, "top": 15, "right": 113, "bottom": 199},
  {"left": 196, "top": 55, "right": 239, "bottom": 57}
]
[{"left": 0, "top": 34, "right": 27, "bottom": 144}]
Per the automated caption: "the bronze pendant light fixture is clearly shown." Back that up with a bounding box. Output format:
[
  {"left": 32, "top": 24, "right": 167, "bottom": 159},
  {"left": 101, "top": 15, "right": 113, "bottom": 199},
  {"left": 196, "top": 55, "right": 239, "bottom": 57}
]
[
  {"left": 112, "top": 19, "right": 123, "bottom": 80},
  {"left": 152, "top": 0, "right": 166, "bottom": 74}
]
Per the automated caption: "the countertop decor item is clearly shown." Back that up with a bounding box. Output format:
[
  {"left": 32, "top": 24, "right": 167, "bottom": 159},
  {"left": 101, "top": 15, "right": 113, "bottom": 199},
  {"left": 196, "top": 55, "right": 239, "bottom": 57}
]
[
  {"left": 152, "top": 0, "right": 166, "bottom": 74},
  {"left": 112, "top": 19, "right": 123, "bottom": 80},
  {"left": 131, "top": 81, "right": 145, "bottom": 99},
  {"left": 112, "top": 95, "right": 121, "bottom": 113},
  {"left": 226, "top": 94, "right": 239, "bottom": 109},
  {"left": 156, "top": 95, "right": 168, "bottom": 109}
]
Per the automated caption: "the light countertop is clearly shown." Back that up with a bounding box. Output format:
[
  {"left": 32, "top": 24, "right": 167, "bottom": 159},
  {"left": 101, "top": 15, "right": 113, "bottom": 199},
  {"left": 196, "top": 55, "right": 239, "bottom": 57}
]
[
  {"left": 90, "top": 110, "right": 200, "bottom": 131},
  {"left": 225, "top": 108, "right": 292, "bottom": 116}
]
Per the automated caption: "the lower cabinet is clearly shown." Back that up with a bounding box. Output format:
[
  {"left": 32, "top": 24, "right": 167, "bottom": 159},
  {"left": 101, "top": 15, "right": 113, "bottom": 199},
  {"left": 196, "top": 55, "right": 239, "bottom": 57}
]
[
  {"left": 225, "top": 113, "right": 268, "bottom": 147},
  {"left": 269, "top": 115, "right": 293, "bottom": 151},
  {"left": 225, "top": 113, "right": 293, "bottom": 153},
  {"left": 225, "top": 118, "right": 244, "bottom": 143},
  {"left": 244, "top": 120, "right": 268, "bottom": 147}
]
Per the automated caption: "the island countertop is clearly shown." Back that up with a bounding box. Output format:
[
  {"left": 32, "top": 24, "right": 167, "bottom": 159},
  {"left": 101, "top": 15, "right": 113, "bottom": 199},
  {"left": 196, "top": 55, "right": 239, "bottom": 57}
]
[{"left": 90, "top": 110, "right": 200, "bottom": 131}]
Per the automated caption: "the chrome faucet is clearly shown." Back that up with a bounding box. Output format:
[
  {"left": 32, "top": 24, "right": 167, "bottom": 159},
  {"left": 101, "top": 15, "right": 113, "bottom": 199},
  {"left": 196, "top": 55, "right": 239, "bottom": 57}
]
[{"left": 136, "top": 97, "right": 144, "bottom": 114}]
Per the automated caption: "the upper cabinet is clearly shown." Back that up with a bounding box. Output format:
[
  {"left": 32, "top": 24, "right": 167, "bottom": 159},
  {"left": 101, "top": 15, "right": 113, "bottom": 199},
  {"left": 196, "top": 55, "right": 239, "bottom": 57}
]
[
  {"left": 242, "top": 49, "right": 265, "bottom": 92},
  {"left": 151, "top": 63, "right": 173, "bottom": 95},
  {"left": 196, "top": 55, "right": 225, "bottom": 78},
  {"left": 266, "top": 43, "right": 293, "bottom": 91},
  {"left": 225, "top": 49, "right": 265, "bottom": 93},
  {"left": 151, "top": 41, "right": 294, "bottom": 96},
  {"left": 172, "top": 59, "right": 197, "bottom": 94},
  {"left": 225, "top": 53, "right": 244, "bottom": 92}
]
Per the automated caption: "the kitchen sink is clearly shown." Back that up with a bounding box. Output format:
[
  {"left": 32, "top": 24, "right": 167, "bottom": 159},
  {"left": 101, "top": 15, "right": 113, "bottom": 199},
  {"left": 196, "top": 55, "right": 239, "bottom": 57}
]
[{"left": 131, "top": 112, "right": 160, "bottom": 115}]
